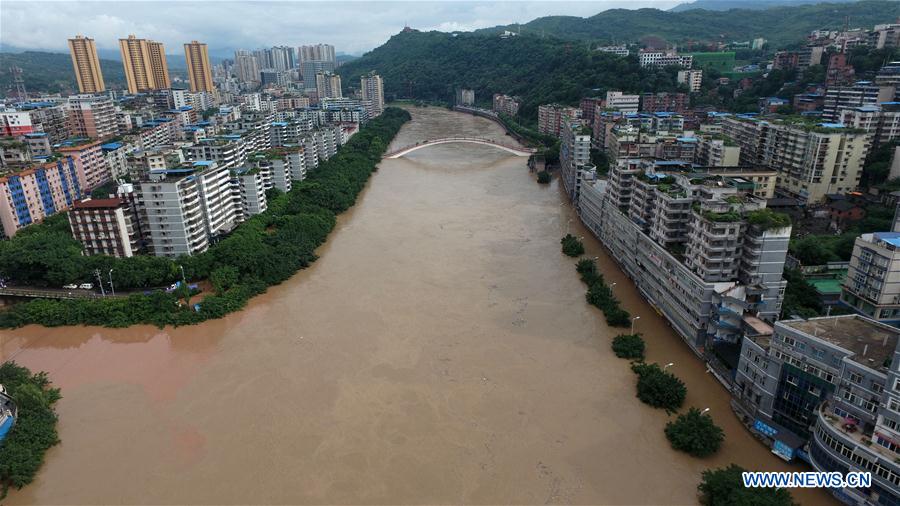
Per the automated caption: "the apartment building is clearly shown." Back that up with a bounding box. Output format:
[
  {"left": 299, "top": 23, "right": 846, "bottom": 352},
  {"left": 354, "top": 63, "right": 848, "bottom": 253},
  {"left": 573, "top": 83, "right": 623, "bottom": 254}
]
[
  {"left": 586, "top": 158, "right": 791, "bottom": 354},
  {"left": 67, "top": 197, "right": 142, "bottom": 257},
  {"left": 695, "top": 135, "right": 741, "bottom": 167},
  {"left": 66, "top": 94, "right": 118, "bottom": 140},
  {"left": 360, "top": 72, "right": 384, "bottom": 117},
  {"left": 677, "top": 69, "right": 703, "bottom": 93},
  {"left": 639, "top": 50, "right": 693, "bottom": 68},
  {"left": 605, "top": 92, "right": 640, "bottom": 113},
  {"left": 538, "top": 104, "right": 580, "bottom": 138},
  {"left": 823, "top": 81, "right": 894, "bottom": 121},
  {"left": 19, "top": 102, "right": 68, "bottom": 144},
  {"left": 119, "top": 34, "right": 171, "bottom": 94},
  {"left": 184, "top": 40, "right": 215, "bottom": 93},
  {"left": 57, "top": 140, "right": 111, "bottom": 191},
  {"left": 641, "top": 92, "right": 688, "bottom": 113},
  {"left": 455, "top": 89, "right": 475, "bottom": 106},
  {"left": 733, "top": 314, "right": 900, "bottom": 505},
  {"left": 246, "top": 147, "right": 303, "bottom": 191},
  {"left": 559, "top": 119, "right": 592, "bottom": 201},
  {"left": 0, "top": 156, "right": 83, "bottom": 237},
  {"left": 492, "top": 94, "right": 520, "bottom": 117},
  {"left": 138, "top": 161, "right": 239, "bottom": 257},
  {"left": 232, "top": 167, "right": 268, "bottom": 218},
  {"left": 839, "top": 103, "right": 900, "bottom": 149},
  {"left": 841, "top": 232, "right": 900, "bottom": 324},
  {"left": 315, "top": 72, "right": 342, "bottom": 99},
  {"left": 68, "top": 35, "right": 105, "bottom": 94},
  {"left": 721, "top": 115, "right": 871, "bottom": 204},
  {"left": 595, "top": 46, "right": 629, "bottom": 57}
]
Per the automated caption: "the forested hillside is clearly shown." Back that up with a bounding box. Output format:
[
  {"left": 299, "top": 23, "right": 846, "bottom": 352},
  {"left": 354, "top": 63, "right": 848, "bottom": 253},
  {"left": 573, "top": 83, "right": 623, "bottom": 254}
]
[
  {"left": 338, "top": 31, "right": 683, "bottom": 120},
  {"left": 477, "top": 1, "right": 900, "bottom": 48},
  {"left": 0, "top": 51, "right": 126, "bottom": 96}
]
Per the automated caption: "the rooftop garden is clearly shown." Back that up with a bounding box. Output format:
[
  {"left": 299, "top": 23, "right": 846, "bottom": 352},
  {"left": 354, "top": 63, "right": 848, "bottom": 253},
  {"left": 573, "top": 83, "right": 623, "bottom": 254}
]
[{"left": 746, "top": 208, "right": 791, "bottom": 231}]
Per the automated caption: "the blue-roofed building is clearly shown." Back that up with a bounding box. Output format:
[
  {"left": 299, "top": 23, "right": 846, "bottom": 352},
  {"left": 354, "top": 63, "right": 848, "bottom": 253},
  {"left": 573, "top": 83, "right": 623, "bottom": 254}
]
[{"left": 0, "top": 388, "right": 15, "bottom": 445}]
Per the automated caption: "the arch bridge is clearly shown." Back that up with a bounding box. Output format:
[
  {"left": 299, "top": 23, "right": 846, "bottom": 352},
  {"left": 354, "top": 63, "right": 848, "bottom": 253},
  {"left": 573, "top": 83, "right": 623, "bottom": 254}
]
[{"left": 383, "top": 137, "right": 536, "bottom": 159}]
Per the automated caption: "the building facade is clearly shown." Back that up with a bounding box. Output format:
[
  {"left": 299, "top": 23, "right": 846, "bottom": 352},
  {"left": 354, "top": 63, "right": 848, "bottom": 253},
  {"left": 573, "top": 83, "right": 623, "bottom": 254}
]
[
  {"left": 68, "top": 35, "right": 105, "bottom": 94},
  {"left": 184, "top": 40, "right": 215, "bottom": 93},
  {"left": 119, "top": 34, "right": 171, "bottom": 94},
  {"left": 67, "top": 197, "right": 141, "bottom": 257}
]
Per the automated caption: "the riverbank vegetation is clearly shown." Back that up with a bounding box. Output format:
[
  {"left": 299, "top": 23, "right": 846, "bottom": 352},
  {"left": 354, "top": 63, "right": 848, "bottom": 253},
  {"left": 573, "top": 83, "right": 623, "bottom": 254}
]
[
  {"left": 665, "top": 407, "right": 724, "bottom": 457},
  {"left": 612, "top": 333, "right": 645, "bottom": 361},
  {"left": 631, "top": 362, "right": 686, "bottom": 413},
  {"left": 0, "top": 362, "right": 61, "bottom": 498},
  {"left": 699, "top": 464, "right": 798, "bottom": 506},
  {"left": 0, "top": 108, "right": 411, "bottom": 329},
  {"left": 575, "top": 259, "right": 630, "bottom": 327}
]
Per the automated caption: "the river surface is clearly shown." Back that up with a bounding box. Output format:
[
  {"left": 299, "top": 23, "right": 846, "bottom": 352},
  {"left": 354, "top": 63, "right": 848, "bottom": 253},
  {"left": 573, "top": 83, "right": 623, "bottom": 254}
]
[{"left": 1, "top": 107, "right": 827, "bottom": 505}]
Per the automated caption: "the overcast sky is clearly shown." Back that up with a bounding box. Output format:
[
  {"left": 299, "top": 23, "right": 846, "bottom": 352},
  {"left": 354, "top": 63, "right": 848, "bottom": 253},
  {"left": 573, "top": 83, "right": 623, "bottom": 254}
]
[{"left": 1, "top": 1, "right": 683, "bottom": 56}]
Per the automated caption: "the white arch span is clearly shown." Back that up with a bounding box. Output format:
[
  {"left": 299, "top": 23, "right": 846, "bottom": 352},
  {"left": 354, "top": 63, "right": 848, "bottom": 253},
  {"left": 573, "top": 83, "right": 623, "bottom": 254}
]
[{"left": 384, "top": 137, "right": 536, "bottom": 158}]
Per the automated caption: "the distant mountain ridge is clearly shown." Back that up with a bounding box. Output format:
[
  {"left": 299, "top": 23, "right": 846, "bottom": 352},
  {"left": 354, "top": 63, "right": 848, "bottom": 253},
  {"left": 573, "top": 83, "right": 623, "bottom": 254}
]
[{"left": 476, "top": 1, "right": 899, "bottom": 47}]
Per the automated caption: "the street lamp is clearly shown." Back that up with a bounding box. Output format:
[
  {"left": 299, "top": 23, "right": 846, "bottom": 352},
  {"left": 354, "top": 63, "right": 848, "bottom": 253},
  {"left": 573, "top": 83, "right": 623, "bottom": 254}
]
[
  {"left": 108, "top": 269, "right": 115, "bottom": 296},
  {"left": 179, "top": 265, "right": 187, "bottom": 285},
  {"left": 610, "top": 282, "right": 617, "bottom": 289},
  {"left": 664, "top": 362, "right": 674, "bottom": 371},
  {"left": 701, "top": 407, "right": 711, "bottom": 415},
  {"left": 631, "top": 315, "right": 641, "bottom": 334}
]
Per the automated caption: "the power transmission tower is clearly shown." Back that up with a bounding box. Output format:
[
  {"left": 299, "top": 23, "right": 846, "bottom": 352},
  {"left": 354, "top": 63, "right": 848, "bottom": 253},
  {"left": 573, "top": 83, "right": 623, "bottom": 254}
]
[{"left": 10, "top": 66, "right": 26, "bottom": 101}]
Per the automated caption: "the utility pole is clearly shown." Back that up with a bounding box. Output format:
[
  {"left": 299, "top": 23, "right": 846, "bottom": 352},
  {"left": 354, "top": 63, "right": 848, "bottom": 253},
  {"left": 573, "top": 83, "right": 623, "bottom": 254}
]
[
  {"left": 94, "top": 269, "right": 106, "bottom": 297},
  {"left": 9, "top": 66, "right": 26, "bottom": 102}
]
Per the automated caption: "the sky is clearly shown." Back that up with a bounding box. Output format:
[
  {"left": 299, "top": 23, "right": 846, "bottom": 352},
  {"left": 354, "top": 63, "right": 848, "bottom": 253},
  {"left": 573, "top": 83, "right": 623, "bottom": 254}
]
[{"left": 1, "top": 1, "right": 683, "bottom": 57}]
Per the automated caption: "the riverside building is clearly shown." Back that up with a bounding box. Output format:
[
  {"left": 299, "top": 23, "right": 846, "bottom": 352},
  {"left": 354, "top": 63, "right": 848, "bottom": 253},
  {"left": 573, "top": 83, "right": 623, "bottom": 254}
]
[
  {"left": 583, "top": 158, "right": 791, "bottom": 356},
  {"left": 733, "top": 314, "right": 900, "bottom": 506}
]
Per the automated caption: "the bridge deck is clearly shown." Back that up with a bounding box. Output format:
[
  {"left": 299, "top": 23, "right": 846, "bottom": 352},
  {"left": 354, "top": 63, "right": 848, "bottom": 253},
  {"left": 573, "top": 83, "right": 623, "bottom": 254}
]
[{"left": 384, "top": 137, "right": 536, "bottom": 158}]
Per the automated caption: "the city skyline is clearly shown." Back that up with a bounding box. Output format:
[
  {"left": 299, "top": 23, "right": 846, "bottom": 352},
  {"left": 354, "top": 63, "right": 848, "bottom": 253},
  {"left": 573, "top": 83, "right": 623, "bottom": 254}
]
[{"left": 2, "top": 1, "right": 682, "bottom": 56}]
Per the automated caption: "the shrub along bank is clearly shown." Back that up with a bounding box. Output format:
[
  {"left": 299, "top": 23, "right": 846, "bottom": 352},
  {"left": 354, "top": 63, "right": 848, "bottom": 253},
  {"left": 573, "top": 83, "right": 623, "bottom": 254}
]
[
  {"left": 574, "top": 258, "right": 630, "bottom": 327},
  {"left": 0, "top": 107, "right": 411, "bottom": 329},
  {"left": 0, "top": 362, "right": 61, "bottom": 498}
]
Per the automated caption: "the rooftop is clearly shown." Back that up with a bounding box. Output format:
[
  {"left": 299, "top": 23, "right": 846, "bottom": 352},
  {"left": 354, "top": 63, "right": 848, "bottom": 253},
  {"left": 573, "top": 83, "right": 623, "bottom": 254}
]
[
  {"left": 72, "top": 198, "right": 125, "bottom": 210},
  {"left": 780, "top": 315, "right": 899, "bottom": 371}
]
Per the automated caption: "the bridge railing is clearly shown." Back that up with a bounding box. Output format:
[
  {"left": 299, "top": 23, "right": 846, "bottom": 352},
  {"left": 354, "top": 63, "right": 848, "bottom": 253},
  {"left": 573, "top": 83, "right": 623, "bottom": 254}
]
[{"left": 383, "top": 137, "right": 536, "bottom": 157}]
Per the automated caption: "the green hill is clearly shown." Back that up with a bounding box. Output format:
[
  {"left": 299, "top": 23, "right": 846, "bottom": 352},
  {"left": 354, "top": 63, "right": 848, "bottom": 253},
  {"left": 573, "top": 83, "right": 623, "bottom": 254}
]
[
  {"left": 338, "top": 31, "right": 685, "bottom": 120},
  {"left": 476, "top": 1, "right": 900, "bottom": 48},
  {"left": 0, "top": 51, "right": 126, "bottom": 96}
]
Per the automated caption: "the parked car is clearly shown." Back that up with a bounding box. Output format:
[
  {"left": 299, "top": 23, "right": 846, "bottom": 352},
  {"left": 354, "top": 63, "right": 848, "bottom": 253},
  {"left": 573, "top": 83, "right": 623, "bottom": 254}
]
[
  {"left": 63, "top": 284, "right": 78, "bottom": 289},
  {"left": 78, "top": 283, "right": 93, "bottom": 290}
]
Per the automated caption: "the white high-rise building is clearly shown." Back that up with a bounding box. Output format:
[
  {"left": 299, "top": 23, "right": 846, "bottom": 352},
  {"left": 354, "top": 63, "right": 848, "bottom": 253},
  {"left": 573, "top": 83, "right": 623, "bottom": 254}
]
[
  {"left": 316, "top": 72, "right": 342, "bottom": 99},
  {"left": 360, "top": 72, "right": 384, "bottom": 117}
]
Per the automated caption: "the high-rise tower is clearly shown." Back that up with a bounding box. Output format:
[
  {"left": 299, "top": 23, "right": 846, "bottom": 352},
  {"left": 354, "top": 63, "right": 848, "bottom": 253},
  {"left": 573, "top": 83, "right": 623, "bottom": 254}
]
[{"left": 68, "top": 35, "right": 105, "bottom": 93}]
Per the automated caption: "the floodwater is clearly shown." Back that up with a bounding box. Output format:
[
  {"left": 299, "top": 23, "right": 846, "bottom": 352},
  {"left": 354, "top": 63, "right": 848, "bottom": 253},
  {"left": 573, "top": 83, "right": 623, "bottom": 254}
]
[{"left": 1, "top": 107, "right": 827, "bottom": 505}]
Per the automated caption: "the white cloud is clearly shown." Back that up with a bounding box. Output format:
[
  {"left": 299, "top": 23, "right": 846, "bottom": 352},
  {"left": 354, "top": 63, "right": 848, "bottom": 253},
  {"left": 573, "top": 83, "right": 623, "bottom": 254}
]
[{"left": 1, "top": 1, "right": 683, "bottom": 56}]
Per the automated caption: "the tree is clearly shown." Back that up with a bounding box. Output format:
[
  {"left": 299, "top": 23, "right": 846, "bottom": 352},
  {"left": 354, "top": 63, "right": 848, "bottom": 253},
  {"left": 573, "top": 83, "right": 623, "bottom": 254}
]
[
  {"left": 631, "top": 362, "right": 686, "bottom": 413},
  {"left": 612, "top": 333, "right": 645, "bottom": 360},
  {"left": 0, "top": 362, "right": 61, "bottom": 498},
  {"left": 665, "top": 407, "right": 724, "bottom": 457},
  {"left": 699, "top": 464, "right": 798, "bottom": 506},
  {"left": 536, "top": 171, "right": 551, "bottom": 184},
  {"left": 561, "top": 234, "right": 584, "bottom": 257},
  {"left": 210, "top": 266, "right": 239, "bottom": 294}
]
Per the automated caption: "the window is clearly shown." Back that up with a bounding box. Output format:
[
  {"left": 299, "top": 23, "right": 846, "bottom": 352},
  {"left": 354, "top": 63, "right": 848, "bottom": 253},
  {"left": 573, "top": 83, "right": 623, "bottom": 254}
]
[
  {"left": 843, "top": 390, "right": 857, "bottom": 403},
  {"left": 786, "top": 374, "right": 798, "bottom": 386},
  {"left": 849, "top": 372, "right": 863, "bottom": 384}
]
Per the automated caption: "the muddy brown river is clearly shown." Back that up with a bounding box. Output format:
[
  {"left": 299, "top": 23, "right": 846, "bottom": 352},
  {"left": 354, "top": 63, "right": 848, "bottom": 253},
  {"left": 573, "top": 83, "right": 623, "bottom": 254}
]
[{"left": 1, "top": 107, "right": 827, "bottom": 505}]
